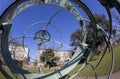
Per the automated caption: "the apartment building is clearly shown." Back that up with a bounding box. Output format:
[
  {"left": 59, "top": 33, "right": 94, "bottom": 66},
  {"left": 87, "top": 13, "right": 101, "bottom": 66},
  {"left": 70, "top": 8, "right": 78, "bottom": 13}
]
[{"left": 9, "top": 42, "right": 29, "bottom": 66}]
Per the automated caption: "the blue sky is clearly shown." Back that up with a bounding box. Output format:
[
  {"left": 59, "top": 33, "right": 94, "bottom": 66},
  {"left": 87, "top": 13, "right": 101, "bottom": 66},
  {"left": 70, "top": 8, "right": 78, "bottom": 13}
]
[{"left": 0, "top": 0, "right": 107, "bottom": 60}]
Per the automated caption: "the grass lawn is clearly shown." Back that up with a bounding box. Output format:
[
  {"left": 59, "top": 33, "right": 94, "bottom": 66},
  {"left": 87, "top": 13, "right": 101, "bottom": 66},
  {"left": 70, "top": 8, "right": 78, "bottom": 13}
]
[
  {"left": 0, "top": 45, "right": 120, "bottom": 78},
  {"left": 69, "top": 44, "right": 120, "bottom": 77},
  {"left": 23, "top": 66, "right": 57, "bottom": 74}
]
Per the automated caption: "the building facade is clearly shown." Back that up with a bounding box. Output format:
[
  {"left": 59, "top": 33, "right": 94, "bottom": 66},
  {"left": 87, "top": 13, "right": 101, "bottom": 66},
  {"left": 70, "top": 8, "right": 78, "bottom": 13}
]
[
  {"left": 54, "top": 50, "right": 72, "bottom": 62},
  {"left": 9, "top": 43, "right": 29, "bottom": 66}
]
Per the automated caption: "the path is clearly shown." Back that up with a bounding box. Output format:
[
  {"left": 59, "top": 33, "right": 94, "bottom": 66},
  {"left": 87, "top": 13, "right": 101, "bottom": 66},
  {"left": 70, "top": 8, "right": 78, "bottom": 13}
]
[{"left": 75, "top": 71, "right": 120, "bottom": 79}]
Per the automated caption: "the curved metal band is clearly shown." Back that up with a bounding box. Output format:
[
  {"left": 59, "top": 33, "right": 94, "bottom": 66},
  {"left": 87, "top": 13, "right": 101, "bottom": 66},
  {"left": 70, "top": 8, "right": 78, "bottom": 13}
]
[{"left": 0, "top": 0, "right": 98, "bottom": 79}]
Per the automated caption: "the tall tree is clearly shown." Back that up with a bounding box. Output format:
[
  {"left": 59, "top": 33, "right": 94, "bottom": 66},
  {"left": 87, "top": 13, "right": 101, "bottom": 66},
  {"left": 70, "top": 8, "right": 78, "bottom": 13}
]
[
  {"left": 112, "top": 10, "right": 120, "bottom": 34},
  {"left": 112, "top": 10, "right": 120, "bottom": 25},
  {"left": 70, "top": 14, "right": 116, "bottom": 54},
  {"left": 70, "top": 29, "right": 82, "bottom": 46},
  {"left": 40, "top": 48, "right": 58, "bottom": 68},
  {"left": 40, "top": 48, "right": 55, "bottom": 62}
]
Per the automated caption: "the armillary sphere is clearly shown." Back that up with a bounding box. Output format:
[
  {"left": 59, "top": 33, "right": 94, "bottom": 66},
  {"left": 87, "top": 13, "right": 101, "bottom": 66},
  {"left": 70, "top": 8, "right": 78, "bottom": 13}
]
[{"left": 0, "top": 0, "right": 115, "bottom": 79}]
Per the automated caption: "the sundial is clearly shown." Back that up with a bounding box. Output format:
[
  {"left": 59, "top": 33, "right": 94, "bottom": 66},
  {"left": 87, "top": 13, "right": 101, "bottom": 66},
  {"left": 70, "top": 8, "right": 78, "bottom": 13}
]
[{"left": 0, "top": 0, "right": 119, "bottom": 79}]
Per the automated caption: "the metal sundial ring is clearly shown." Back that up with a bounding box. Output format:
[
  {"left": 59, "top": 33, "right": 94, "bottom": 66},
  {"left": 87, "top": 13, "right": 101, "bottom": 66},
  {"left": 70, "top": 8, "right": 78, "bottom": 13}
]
[
  {"left": 34, "top": 29, "right": 51, "bottom": 45},
  {"left": 0, "top": 0, "right": 115, "bottom": 79},
  {"left": 0, "top": 0, "right": 96, "bottom": 79}
]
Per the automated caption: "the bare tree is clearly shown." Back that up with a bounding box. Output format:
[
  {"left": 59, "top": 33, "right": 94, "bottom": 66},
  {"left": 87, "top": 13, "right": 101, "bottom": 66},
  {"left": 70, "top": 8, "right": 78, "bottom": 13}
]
[
  {"left": 112, "top": 10, "right": 120, "bottom": 24},
  {"left": 112, "top": 10, "right": 120, "bottom": 34}
]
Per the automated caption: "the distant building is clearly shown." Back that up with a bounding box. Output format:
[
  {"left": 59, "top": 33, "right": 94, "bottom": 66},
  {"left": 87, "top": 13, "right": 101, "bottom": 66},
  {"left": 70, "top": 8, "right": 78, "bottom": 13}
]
[
  {"left": 0, "top": 31, "right": 30, "bottom": 66},
  {"left": 36, "top": 49, "right": 72, "bottom": 66},
  {"left": 9, "top": 42, "right": 30, "bottom": 66},
  {"left": 54, "top": 50, "right": 72, "bottom": 62}
]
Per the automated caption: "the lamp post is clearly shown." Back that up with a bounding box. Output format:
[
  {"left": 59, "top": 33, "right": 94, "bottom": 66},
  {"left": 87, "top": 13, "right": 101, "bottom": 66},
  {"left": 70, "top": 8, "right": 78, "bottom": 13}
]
[{"left": 37, "top": 44, "right": 42, "bottom": 74}]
